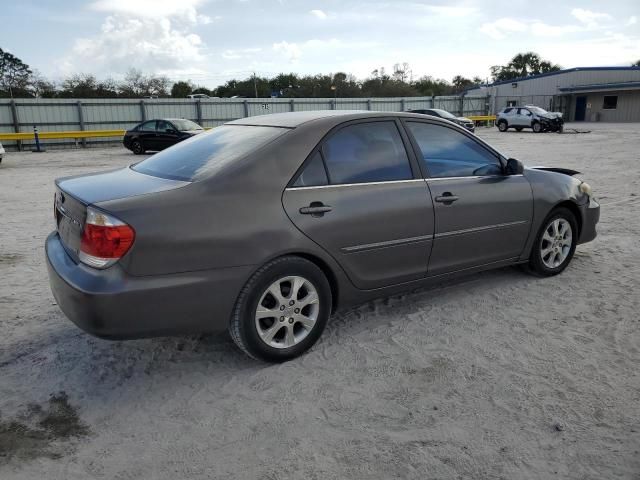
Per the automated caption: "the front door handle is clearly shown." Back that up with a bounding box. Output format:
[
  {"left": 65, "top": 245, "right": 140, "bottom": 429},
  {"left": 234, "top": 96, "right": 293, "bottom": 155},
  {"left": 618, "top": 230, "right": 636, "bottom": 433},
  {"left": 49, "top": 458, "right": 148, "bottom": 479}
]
[
  {"left": 435, "top": 192, "right": 459, "bottom": 204},
  {"left": 299, "top": 202, "right": 332, "bottom": 217}
]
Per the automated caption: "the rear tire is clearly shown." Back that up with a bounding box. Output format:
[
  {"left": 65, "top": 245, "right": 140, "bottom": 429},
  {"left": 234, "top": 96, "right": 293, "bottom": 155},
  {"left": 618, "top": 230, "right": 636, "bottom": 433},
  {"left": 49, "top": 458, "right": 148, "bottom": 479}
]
[
  {"left": 131, "top": 139, "right": 145, "bottom": 155},
  {"left": 527, "top": 207, "right": 578, "bottom": 277},
  {"left": 229, "top": 256, "right": 332, "bottom": 362},
  {"left": 497, "top": 120, "right": 508, "bottom": 132}
]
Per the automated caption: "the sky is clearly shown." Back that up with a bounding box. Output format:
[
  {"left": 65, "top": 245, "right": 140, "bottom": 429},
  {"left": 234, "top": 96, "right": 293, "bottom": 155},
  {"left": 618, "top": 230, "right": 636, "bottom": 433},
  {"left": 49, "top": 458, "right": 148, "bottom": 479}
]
[{"left": 2, "top": 0, "right": 639, "bottom": 88}]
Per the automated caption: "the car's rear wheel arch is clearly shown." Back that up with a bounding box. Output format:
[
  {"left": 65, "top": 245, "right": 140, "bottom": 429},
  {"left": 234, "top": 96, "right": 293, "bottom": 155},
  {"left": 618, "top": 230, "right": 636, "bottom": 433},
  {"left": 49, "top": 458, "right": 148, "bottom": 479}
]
[{"left": 292, "top": 252, "right": 339, "bottom": 313}]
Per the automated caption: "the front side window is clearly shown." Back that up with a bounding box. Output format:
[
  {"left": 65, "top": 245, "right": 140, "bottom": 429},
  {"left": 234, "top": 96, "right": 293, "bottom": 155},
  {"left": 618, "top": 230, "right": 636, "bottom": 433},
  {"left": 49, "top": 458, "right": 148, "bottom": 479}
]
[
  {"left": 603, "top": 96, "right": 618, "bottom": 110},
  {"left": 517, "top": 108, "right": 532, "bottom": 117},
  {"left": 133, "top": 125, "right": 287, "bottom": 181},
  {"left": 407, "top": 122, "right": 503, "bottom": 178},
  {"left": 139, "top": 120, "right": 157, "bottom": 132},
  {"left": 322, "top": 121, "right": 412, "bottom": 184}
]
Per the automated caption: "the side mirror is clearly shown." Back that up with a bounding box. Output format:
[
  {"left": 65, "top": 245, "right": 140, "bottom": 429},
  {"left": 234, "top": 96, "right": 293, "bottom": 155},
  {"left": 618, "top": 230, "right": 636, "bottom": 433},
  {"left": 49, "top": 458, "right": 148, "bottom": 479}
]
[{"left": 505, "top": 158, "right": 524, "bottom": 175}]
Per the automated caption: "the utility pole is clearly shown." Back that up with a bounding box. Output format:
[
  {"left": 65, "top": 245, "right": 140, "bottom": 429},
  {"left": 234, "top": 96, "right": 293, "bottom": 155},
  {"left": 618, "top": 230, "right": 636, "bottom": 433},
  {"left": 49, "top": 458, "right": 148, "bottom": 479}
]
[{"left": 253, "top": 72, "right": 258, "bottom": 98}]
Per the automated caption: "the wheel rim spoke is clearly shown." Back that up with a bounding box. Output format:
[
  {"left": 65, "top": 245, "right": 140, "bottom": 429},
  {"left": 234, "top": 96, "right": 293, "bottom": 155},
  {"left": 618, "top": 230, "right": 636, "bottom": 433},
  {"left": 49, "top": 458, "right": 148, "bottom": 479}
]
[
  {"left": 268, "top": 284, "right": 286, "bottom": 307},
  {"left": 261, "top": 323, "right": 283, "bottom": 343},
  {"left": 298, "top": 292, "right": 319, "bottom": 308},
  {"left": 297, "top": 316, "right": 315, "bottom": 330},
  {"left": 256, "top": 306, "right": 277, "bottom": 319},
  {"left": 290, "top": 277, "right": 305, "bottom": 300},
  {"left": 284, "top": 326, "right": 296, "bottom": 347}
]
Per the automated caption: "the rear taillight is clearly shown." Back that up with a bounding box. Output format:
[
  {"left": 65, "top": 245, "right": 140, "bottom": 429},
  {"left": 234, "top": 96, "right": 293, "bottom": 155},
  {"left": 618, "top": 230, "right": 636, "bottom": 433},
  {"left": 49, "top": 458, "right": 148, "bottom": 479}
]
[{"left": 79, "top": 207, "right": 135, "bottom": 269}]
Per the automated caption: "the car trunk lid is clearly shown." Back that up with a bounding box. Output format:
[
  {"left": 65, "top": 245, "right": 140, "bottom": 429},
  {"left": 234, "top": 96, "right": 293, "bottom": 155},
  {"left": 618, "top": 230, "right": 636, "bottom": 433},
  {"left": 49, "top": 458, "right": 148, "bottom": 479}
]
[{"left": 54, "top": 167, "right": 188, "bottom": 262}]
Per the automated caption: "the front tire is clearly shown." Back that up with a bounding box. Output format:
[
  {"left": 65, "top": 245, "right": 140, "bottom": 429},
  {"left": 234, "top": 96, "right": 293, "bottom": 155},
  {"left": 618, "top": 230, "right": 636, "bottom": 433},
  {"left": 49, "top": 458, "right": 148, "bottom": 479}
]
[
  {"left": 131, "top": 139, "right": 145, "bottom": 155},
  {"left": 528, "top": 207, "right": 578, "bottom": 276},
  {"left": 532, "top": 121, "right": 542, "bottom": 133},
  {"left": 497, "top": 120, "right": 508, "bottom": 132},
  {"left": 229, "top": 256, "right": 332, "bottom": 362}
]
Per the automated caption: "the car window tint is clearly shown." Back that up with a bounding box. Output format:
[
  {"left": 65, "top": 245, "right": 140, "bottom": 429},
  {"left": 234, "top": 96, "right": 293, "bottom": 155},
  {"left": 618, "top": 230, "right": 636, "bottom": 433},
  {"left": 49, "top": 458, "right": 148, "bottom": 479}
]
[
  {"left": 503, "top": 108, "right": 513, "bottom": 114},
  {"left": 322, "top": 121, "right": 412, "bottom": 184},
  {"left": 157, "top": 120, "right": 172, "bottom": 132},
  {"left": 140, "top": 121, "right": 157, "bottom": 132},
  {"left": 132, "top": 125, "right": 287, "bottom": 181},
  {"left": 293, "top": 152, "right": 328, "bottom": 187},
  {"left": 407, "top": 122, "right": 502, "bottom": 178}
]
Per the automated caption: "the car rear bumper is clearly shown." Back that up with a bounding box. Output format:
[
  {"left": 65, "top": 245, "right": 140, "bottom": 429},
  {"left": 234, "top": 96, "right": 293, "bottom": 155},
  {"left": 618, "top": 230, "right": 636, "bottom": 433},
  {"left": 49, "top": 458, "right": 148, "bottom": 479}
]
[
  {"left": 46, "top": 232, "right": 253, "bottom": 339},
  {"left": 577, "top": 197, "right": 600, "bottom": 244}
]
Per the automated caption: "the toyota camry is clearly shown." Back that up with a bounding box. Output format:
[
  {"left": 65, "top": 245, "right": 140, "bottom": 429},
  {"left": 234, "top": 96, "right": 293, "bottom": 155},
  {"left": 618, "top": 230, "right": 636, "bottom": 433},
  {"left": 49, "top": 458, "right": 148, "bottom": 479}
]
[{"left": 47, "top": 111, "right": 600, "bottom": 361}]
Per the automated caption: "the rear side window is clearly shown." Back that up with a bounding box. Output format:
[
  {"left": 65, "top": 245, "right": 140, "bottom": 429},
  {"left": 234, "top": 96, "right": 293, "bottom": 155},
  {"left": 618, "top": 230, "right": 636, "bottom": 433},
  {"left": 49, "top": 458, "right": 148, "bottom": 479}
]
[
  {"left": 293, "top": 152, "right": 328, "bottom": 187},
  {"left": 322, "top": 121, "right": 412, "bottom": 184},
  {"left": 503, "top": 108, "right": 513, "bottom": 114},
  {"left": 407, "top": 122, "right": 502, "bottom": 178},
  {"left": 133, "top": 125, "right": 286, "bottom": 181},
  {"left": 139, "top": 120, "right": 157, "bottom": 132}
]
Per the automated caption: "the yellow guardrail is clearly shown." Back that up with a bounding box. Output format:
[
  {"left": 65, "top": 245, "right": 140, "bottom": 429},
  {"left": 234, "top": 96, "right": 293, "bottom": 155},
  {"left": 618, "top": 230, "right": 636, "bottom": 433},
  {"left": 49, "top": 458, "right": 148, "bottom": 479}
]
[
  {"left": 467, "top": 115, "right": 496, "bottom": 122},
  {"left": 0, "top": 119, "right": 495, "bottom": 143},
  {"left": 0, "top": 130, "right": 125, "bottom": 141}
]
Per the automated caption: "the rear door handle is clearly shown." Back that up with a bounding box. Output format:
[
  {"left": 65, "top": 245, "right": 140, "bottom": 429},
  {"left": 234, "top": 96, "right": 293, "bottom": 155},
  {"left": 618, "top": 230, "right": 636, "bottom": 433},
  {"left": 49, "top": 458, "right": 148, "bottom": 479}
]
[
  {"left": 299, "top": 202, "right": 332, "bottom": 217},
  {"left": 435, "top": 193, "right": 459, "bottom": 204}
]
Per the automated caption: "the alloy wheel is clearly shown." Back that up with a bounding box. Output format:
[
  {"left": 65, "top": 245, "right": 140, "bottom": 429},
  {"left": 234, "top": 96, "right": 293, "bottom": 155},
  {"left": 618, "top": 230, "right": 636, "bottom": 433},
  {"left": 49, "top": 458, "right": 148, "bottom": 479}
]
[
  {"left": 540, "top": 218, "right": 573, "bottom": 268},
  {"left": 254, "top": 276, "right": 320, "bottom": 349}
]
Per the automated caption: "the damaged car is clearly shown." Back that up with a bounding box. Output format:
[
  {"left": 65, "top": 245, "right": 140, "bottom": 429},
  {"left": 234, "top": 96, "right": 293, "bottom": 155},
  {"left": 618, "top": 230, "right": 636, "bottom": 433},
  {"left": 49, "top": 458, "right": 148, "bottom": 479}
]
[{"left": 496, "top": 106, "right": 564, "bottom": 133}]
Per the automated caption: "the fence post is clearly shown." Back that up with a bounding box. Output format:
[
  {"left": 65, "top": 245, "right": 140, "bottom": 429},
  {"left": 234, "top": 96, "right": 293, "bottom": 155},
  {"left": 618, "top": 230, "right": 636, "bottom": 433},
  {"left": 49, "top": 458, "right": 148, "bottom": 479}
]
[
  {"left": 367, "top": 99, "right": 372, "bottom": 111},
  {"left": 77, "top": 100, "right": 87, "bottom": 148},
  {"left": 10, "top": 99, "right": 21, "bottom": 151},
  {"left": 196, "top": 100, "right": 203, "bottom": 125},
  {"left": 330, "top": 99, "right": 336, "bottom": 110},
  {"left": 243, "top": 100, "right": 249, "bottom": 117},
  {"left": 139, "top": 100, "right": 146, "bottom": 122},
  {"left": 459, "top": 95, "right": 464, "bottom": 116},
  {"left": 400, "top": 98, "right": 405, "bottom": 111}
]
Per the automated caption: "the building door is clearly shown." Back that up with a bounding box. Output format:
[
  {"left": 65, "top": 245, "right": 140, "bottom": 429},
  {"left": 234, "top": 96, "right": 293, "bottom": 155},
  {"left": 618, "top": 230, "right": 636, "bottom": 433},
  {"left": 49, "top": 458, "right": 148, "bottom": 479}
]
[{"left": 575, "top": 96, "right": 587, "bottom": 121}]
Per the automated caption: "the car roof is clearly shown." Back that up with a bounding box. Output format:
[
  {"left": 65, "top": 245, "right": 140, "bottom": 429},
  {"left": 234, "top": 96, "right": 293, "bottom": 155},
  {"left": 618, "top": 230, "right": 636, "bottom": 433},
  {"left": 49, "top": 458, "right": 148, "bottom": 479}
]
[{"left": 226, "top": 110, "right": 455, "bottom": 128}]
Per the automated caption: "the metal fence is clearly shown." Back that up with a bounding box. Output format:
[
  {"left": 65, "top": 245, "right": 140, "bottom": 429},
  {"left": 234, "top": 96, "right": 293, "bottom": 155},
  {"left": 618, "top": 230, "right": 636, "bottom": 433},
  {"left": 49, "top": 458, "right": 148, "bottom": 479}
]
[{"left": 0, "top": 95, "right": 490, "bottom": 150}]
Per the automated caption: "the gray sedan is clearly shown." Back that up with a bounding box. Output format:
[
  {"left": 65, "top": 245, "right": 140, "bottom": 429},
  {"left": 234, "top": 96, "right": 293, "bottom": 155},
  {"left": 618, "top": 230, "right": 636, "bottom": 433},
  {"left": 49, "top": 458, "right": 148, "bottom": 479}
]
[{"left": 46, "top": 111, "right": 600, "bottom": 361}]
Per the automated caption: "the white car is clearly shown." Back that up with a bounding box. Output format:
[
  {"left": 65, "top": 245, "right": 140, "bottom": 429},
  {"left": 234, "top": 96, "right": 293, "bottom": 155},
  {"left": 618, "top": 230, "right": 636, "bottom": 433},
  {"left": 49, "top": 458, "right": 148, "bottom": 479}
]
[{"left": 0, "top": 141, "right": 5, "bottom": 164}]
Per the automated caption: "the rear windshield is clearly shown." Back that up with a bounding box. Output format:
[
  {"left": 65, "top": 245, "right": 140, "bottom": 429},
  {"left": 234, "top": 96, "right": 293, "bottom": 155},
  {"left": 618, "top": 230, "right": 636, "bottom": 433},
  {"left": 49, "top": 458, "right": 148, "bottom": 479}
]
[
  {"left": 172, "top": 119, "right": 203, "bottom": 131},
  {"left": 132, "top": 125, "right": 287, "bottom": 181}
]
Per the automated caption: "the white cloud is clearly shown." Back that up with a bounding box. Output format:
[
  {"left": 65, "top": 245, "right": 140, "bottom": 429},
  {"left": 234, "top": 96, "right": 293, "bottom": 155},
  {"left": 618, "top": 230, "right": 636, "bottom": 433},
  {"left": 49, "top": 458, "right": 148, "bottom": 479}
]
[
  {"left": 90, "top": 0, "right": 206, "bottom": 20},
  {"left": 61, "top": 0, "right": 211, "bottom": 77},
  {"left": 272, "top": 41, "right": 302, "bottom": 63},
  {"left": 221, "top": 47, "right": 262, "bottom": 60},
  {"left": 479, "top": 18, "right": 527, "bottom": 40},
  {"left": 310, "top": 9, "right": 327, "bottom": 20},
  {"left": 530, "top": 22, "right": 579, "bottom": 37},
  {"left": 419, "top": 5, "right": 477, "bottom": 17},
  {"left": 571, "top": 8, "right": 612, "bottom": 28},
  {"left": 626, "top": 16, "right": 637, "bottom": 26}
]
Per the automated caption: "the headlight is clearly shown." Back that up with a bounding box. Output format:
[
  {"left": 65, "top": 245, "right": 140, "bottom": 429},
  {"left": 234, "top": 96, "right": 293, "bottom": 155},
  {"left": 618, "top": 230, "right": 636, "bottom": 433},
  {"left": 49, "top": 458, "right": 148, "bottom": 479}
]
[{"left": 579, "top": 181, "right": 592, "bottom": 196}]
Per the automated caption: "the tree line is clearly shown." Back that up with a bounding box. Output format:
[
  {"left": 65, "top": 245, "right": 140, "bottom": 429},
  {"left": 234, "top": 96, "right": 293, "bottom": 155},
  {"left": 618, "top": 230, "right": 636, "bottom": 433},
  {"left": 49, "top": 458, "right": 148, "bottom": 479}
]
[{"left": 4, "top": 47, "right": 622, "bottom": 99}]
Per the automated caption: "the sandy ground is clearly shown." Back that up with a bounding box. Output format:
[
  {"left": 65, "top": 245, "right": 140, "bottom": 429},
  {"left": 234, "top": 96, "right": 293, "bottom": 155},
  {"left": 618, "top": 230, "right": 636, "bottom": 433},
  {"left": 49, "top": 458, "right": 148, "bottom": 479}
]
[{"left": 0, "top": 123, "right": 639, "bottom": 479}]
